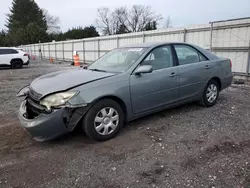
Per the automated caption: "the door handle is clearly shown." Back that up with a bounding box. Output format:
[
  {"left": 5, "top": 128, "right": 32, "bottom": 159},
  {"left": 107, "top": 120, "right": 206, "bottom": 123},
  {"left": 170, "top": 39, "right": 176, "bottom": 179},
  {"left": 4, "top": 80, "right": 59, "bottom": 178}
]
[
  {"left": 205, "top": 65, "right": 211, "bottom": 69},
  {"left": 169, "top": 72, "right": 178, "bottom": 77}
]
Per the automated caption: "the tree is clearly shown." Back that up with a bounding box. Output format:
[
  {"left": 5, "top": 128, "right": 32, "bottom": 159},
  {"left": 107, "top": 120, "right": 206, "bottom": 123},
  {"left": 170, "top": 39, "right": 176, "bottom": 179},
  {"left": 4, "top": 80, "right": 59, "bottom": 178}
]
[
  {"left": 83, "top": 26, "right": 99, "bottom": 38},
  {"left": 116, "top": 24, "right": 129, "bottom": 34},
  {"left": 144, "top": 21, "right": 157, "bottom": 31},
  {"left": 112, "top": 7, "right": 130, "bottom": 34},
  {"left": 0, "top": 30, "right": 7, "bottom": 46},
  {"left": 164, "top": 16, "right": 172, "bottom": 28},
  {"left": 127, "top": 5, "right": 162, "bottom": 32},
  {"left": 96, "top": 5, "right": 162, "bottom": 35},
  {"left": 63, "top": 26, "right": 99, "bottom": 40},
  {"left": 96, "top": 8, "right": 113, "bottom": 35},
  {"left": 48, "top": 25, "right": 99, "bottom": 41},
  {"left": 43, "top": 9, "right": 61, "bottom": 34},
  {"left": 5, "top": 0, "right": 48, "bottom": 45}
]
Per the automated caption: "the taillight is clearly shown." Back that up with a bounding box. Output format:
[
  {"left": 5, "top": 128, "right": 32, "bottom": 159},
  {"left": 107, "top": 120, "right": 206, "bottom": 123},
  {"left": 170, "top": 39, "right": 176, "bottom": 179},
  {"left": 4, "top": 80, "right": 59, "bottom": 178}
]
[
  {"left": 230, "top": 60, "right": 232, "bottom": 69},
  {"left": 24, "top": 53, "right": 28, "bottom": 56}
]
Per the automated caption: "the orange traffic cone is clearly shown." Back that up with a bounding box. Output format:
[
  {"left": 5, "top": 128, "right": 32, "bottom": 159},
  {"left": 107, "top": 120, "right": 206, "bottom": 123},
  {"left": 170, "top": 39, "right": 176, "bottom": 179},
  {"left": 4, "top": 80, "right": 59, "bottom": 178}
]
[
  {"left": 50, "top": 57, "right": 54, "bottom": 63},
  {"left": 73, "top": 54, "right": 80, "bottom": 66}
]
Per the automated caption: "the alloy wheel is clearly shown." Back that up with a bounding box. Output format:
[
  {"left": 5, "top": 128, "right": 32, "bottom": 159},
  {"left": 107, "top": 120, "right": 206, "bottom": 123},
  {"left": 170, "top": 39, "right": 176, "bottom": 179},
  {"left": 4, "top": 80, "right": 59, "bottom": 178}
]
[
  {"left": 206, "top": 84, "right": 218, "bottom": 103},
  {"left": 94, "top": 107, "right": 119, "bottom": 135}
]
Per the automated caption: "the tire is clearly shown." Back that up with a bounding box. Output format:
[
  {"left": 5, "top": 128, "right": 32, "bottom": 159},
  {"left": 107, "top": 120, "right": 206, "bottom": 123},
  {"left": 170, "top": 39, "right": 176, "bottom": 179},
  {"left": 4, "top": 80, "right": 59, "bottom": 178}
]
[
  {"left": 11, "top": 60, "right": 23, "bottom": 69},
  {"left": 200, "top": 79, "right": 219, "bottom": 107},
  {"left": 83, "top": 99, "right": 125, "bottom": 141}
]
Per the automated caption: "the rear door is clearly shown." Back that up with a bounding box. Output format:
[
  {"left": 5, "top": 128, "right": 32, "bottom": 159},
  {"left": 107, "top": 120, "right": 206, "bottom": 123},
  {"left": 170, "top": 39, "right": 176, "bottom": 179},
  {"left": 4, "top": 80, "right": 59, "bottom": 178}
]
[
  {"left": 173, "top": 44, "right": 214, "bottom": 100},
  {"left": 0, "top": 49, "right": 17, "bottom": 65}
]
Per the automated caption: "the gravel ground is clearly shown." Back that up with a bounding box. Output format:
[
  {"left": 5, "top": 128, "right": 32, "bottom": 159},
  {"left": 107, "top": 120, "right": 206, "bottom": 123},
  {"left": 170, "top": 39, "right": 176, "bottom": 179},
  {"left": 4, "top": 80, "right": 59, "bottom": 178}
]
[{"left": 0, "top": 61, "right": 250, "bottom": 188}]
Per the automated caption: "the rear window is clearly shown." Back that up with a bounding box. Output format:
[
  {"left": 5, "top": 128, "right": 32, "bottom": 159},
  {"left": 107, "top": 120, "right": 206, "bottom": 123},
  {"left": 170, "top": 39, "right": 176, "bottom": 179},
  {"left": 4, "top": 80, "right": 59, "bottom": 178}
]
[{"left": 0, "top": 49, "right": 19, "bottom": 55}]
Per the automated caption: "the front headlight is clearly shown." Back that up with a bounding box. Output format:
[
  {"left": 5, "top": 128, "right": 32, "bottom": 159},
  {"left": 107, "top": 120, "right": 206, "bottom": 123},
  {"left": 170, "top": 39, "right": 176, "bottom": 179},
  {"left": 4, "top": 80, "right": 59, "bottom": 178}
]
[
  {"left": 40, "top": 91, "right": 78, "bottom": 110},
  {"left": 17, "top": 86, "right": 30, "bottom": 97}
]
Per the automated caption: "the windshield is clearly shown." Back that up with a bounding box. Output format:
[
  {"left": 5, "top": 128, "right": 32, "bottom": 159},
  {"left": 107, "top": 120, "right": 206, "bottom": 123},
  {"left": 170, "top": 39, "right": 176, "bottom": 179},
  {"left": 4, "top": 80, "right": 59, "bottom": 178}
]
[{"left": 88, "top": 47, "right": 147, "bottom": 73}]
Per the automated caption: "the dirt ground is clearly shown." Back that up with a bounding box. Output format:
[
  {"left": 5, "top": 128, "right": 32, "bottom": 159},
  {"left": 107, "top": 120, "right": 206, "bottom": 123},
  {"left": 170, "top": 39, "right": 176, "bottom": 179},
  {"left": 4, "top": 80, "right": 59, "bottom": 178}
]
[{"left": 0, "top": 61, "right": 250, "bottom": 188}]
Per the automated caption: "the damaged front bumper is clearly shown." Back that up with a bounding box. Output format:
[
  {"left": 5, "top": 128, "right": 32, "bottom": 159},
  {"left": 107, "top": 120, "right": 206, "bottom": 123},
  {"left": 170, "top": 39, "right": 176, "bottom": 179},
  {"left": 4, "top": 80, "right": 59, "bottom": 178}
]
[{"left": 18, "top": 100, "right": 89, "bottom": 142}]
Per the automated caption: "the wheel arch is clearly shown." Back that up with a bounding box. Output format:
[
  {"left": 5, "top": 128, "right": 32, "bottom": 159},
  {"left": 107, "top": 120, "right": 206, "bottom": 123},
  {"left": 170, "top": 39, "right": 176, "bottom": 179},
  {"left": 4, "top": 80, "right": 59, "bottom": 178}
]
[
  {"left": 210, "top": 77, "right": 221, "bottom": 91},
  {"left": 92, "top": 95, "right": 128, "bottom": 121},
  {"left": 10, "top": 58, "right": 24, "bottom": 64}
]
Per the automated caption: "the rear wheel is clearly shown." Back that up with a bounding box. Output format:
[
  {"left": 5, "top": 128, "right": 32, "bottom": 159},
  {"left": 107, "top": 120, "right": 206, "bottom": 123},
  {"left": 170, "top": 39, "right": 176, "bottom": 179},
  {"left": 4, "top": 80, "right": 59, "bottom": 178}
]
[
  {"left": 83, "top": 99, "right": 124, "bottom": 141},
  {"left": 11, "top": 60, "right": 23, "bottom": 69},
  {"left": 200, "top": 79, "right": 219, "bottom": 107}
]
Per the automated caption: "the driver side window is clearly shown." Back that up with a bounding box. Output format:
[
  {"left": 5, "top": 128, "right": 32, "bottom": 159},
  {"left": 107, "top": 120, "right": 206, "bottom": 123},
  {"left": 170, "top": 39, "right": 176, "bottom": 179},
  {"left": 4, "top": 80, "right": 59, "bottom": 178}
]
[{"left": 141, "top": 46, "right": 173, "bottom": 70}]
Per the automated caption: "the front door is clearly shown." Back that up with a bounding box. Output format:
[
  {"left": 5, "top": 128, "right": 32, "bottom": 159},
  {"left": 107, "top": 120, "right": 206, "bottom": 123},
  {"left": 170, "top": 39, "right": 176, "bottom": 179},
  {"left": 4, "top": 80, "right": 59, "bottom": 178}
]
[{"left": 130, "top": 45, "right": 179, "bottom": 114}]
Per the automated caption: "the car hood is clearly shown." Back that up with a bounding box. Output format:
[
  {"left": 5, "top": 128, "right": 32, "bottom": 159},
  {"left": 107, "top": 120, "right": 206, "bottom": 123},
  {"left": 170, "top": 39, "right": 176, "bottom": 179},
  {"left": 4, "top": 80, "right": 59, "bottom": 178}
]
[{"left": 30, "top": 69, "right": 116, "bottom": 98}]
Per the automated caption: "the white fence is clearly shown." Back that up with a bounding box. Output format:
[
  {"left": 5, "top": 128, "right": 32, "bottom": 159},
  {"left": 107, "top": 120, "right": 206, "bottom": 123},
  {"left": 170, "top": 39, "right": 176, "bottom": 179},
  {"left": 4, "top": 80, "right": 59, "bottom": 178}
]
[{"left": 22, "top": 17, "right": 250, "bottom": 76}]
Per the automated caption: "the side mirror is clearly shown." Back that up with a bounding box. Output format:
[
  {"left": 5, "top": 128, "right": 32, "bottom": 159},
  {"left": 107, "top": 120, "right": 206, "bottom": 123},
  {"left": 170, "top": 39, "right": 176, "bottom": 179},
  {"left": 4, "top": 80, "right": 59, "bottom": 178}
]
[{"left": 134, "top": 65, "right": 153, "bottom": 75}]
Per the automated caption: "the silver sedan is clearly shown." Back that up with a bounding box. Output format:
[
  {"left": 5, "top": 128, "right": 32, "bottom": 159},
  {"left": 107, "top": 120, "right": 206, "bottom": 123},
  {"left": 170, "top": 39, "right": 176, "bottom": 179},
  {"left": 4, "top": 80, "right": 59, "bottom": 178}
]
[{"left": 17, "top": 42, "right": 233, "bottom": 141}]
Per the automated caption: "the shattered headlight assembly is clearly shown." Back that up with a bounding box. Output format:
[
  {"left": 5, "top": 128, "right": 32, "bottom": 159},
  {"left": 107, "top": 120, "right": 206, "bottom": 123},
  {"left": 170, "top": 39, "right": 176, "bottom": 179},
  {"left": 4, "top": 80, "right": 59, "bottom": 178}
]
[
  {"left": 40, "top": 91, "right": 79, "bottom": 110},
  {"left": 17, "top": 86, "right": 30, "bottom": 97}
]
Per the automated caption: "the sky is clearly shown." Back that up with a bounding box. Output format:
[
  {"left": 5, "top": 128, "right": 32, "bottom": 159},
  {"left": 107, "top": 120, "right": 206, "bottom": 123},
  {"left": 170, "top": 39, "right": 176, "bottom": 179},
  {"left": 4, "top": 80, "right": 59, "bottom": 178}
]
[{"left": 0, "top": 0, "right": 249, "bottom": 32}]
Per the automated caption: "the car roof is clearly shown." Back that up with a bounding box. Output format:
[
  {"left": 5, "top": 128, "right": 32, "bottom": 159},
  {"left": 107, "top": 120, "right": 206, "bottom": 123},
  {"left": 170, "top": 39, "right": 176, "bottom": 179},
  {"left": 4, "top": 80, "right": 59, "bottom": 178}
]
[
  {"left": 118, "top": 42, "right": 219, "bottom": 60},
  {"left": 118, "top": 42, "right": 189, "bottom": 48},
  {"left": 0, "top": 47, "right": 21, "bottom": 49}
]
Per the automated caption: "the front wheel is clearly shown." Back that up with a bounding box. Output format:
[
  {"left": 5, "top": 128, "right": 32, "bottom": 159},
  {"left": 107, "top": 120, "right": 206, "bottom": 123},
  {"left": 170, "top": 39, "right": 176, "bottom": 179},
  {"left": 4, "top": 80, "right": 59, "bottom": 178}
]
[
  {"left": 200, "top": 79, "right": 219, "bottom": 107},
  {"left": 11, "top": 60, "right": 23, "bottom": 69},
  {"left": 82, "top": 99, "right": 124, "bottom": 141}
]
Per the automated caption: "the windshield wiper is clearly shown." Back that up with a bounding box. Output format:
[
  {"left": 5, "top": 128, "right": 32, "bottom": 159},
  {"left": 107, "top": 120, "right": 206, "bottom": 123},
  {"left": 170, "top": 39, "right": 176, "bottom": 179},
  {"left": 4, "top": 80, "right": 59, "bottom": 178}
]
[{"left": 88, "top": 68, "right": 107, "bottom": 72}]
